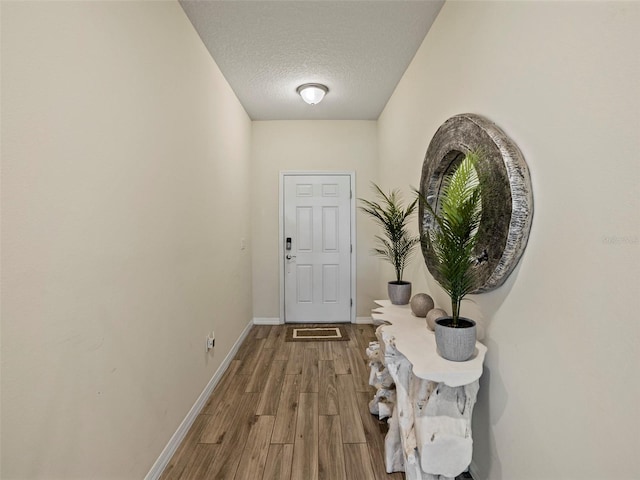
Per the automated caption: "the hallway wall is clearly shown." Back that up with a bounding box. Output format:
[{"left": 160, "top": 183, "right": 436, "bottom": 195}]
[
  {"left": 378, "top": 1, "right": 639, "bottom": 479},
  {"left": 1, "top": 2, "right": 252, "bottom": 478},
  {"left": 251, "top": 121, "right": 380, "bottom": 320}
]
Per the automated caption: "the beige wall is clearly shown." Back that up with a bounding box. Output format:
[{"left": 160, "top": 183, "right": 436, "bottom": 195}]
[
  {"left": 1, "top": 2, "right": 252, "bottom": 478},
  {"left": 379, "top": 1, "right": 640, "bottom": 479},
  {"left": 251, "top": 121, "right": 381, "bottom": 318}
]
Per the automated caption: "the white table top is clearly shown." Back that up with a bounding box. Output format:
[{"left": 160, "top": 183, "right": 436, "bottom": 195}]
[{"left": 373, "top": 300, "right": 487, "bottom": 387}]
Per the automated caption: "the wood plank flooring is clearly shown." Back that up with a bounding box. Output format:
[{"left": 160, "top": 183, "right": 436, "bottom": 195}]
[{"left": 160, "top": 324, "right": 472, "bottom": 480}]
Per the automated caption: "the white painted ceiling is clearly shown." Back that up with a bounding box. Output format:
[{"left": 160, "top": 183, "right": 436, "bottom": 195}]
[{"left": 179, "top": 1, "right": 444, "bottom": 120}]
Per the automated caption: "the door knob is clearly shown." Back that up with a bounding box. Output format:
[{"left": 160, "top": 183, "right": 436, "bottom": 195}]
[{"left": 286, "top": 254, "right": 296, "bottom": 260}]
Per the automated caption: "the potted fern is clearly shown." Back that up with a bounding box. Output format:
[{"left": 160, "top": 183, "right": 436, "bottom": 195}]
[
  {"left": 418, "top": 151, "right": 483, "bottom": 361},
  {"left": 359, "top": 184, "right": 419, "bottom": 305}
]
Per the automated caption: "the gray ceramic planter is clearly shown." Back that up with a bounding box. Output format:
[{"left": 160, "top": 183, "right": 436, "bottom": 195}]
[
  {"left": 388, "top": 281, "right": 412, "bottom": 305},
  {"left": 434, "top": 317, "right": 477, "bottom": 362}
]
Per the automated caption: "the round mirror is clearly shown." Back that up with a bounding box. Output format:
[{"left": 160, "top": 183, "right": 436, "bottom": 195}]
[{"left": 419, "top": 114, "right": 534, "bottom": 293}]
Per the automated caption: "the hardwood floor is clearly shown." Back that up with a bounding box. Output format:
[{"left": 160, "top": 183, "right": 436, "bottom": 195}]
[
  {"left": 159, "top": 323, "right": 403, "bottom": 480},
  {"left": 159, "top": 324, "right": 473, "bottom": 480}
]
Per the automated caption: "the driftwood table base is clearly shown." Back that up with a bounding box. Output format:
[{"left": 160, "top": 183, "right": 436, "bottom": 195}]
[{"left": 367, "top": 301, "right": 486, "bottom": 479}]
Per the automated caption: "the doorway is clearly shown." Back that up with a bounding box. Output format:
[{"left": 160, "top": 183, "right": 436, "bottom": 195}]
[{"left": 279, "top": 172, "right": 356, "bottom": 323}]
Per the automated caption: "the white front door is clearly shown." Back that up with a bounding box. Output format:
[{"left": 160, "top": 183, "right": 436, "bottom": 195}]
[{"left": 283, "top": 174, "right": 352, "bottom": 323}]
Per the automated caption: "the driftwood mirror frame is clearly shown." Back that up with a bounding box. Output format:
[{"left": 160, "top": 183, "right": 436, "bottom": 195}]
[{"left": 419, "top": 113, "right": 534, "bottom": 293}]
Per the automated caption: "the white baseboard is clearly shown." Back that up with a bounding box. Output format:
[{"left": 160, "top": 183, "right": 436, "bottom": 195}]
[
  {"left": 354, "top": 316, "right": 373, "bottom": 324},
  {"left": 253, "top": 317, "right": 282, "bottom": 325},
  {"left": 255, "top": 317, "right": 369, "bottom": 325},
  {"left": 144, "top": 321, "right": 254, "bottom": 480}
]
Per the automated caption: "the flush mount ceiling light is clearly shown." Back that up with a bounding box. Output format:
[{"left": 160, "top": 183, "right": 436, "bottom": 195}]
[{"left": 296, "top": 83, "right": 329, "bottom": 105}]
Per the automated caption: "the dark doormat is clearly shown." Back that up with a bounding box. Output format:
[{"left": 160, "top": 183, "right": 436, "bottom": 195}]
[{"left": 285, "top": 325, "right": 350, "bottom": 342}]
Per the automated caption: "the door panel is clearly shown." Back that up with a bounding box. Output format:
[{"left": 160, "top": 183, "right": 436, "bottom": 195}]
[
  {"left": 284, "top": 174, "right": 351, "bottom": 323},
  {"left": 322, "top": 264, "right": 339, "bottom": 303},
  {"left": 296, "top": 265, "right": 313, "bottom": 303},
  {"left": 297, "top": 207, "right": 313, "bottom": 251},
  {"left": 322, "top": 207, "right": 339, "bottom": 251}
]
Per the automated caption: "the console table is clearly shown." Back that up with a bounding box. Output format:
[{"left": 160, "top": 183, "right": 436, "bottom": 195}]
[{"left": 366, "top": 300, "right": 487, "bottom": 480}]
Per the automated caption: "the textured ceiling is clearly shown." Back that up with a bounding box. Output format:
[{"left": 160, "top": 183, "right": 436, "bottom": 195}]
[{"left": 179, "top": 1, "right": 444, "bottom": 120}]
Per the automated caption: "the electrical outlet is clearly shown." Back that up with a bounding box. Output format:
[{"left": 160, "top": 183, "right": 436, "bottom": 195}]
[
  {"left": 206, "top": 335, "right": 214, "bottom": 352},
  {"left": 205, "top": 330, "right": 216, "bottom": 352}
]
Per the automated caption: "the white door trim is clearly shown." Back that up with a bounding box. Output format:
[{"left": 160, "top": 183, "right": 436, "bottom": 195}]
[{"left": 279, "top": 171, "right": 356, "bottom": 324}]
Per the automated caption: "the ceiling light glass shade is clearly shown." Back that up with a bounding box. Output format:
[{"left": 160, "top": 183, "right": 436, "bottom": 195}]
[{"left": 297, "top": 83, "right": 328, "bottom": 105}]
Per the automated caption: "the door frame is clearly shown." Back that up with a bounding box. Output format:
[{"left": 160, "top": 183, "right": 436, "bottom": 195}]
[{"left": 279, "top": 171, "right": 357, "bottom": 324}]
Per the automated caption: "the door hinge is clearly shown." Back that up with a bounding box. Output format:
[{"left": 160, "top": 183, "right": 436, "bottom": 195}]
[
  {"left": 350, "top": 298, "right": 353, "bottom": 307},
  {"left": 350, "top": 244, "right": 353, "bottom": 253},
  {"left": 350, "top": 189, "right": 353, "bottom": 199}
]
